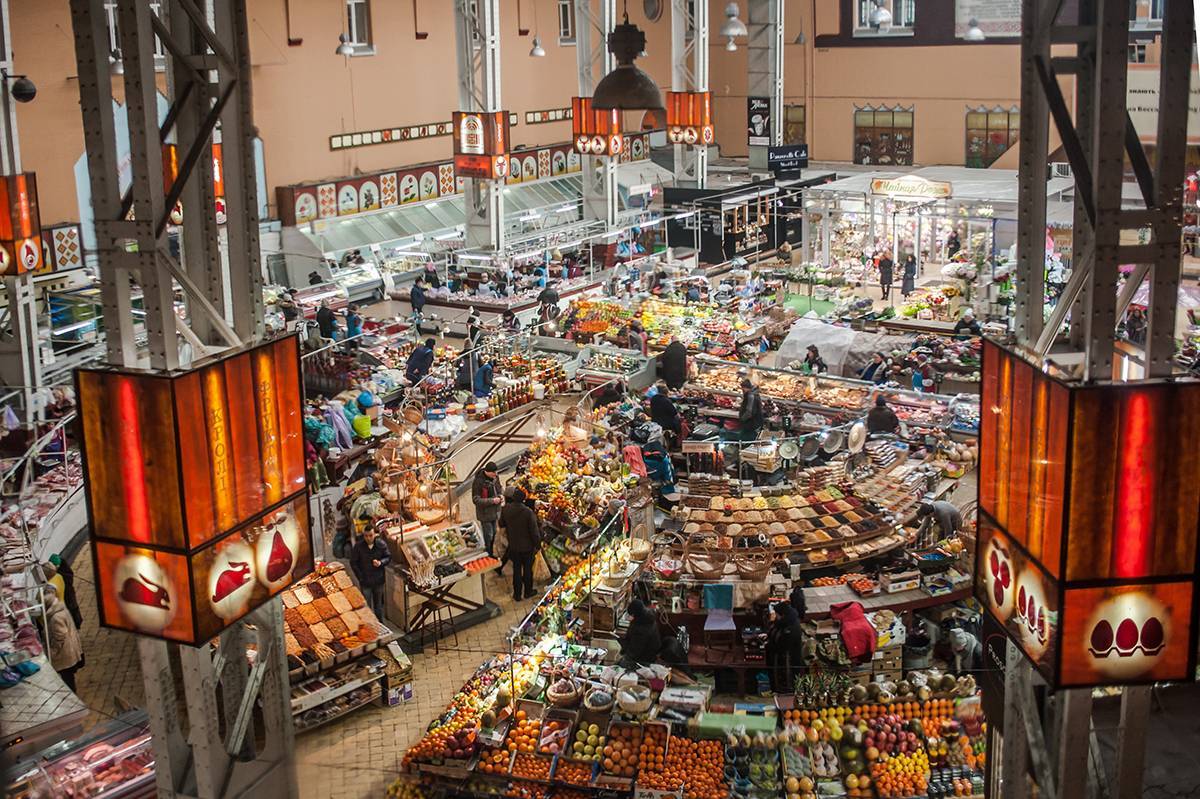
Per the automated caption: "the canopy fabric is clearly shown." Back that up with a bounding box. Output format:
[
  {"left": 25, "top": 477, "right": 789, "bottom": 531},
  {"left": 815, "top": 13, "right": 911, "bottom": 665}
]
[{"left": 777, "top": 317, "right": 914, "bottom": 377}]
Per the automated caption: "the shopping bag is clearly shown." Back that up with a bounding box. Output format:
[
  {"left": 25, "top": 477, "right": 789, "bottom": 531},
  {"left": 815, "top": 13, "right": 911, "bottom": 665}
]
[
  {"left": 532, "top": 549, "right": 551, "bottom": 582},
  {"left": 493, "top": 525, "right": 509, "bottom": 560}
]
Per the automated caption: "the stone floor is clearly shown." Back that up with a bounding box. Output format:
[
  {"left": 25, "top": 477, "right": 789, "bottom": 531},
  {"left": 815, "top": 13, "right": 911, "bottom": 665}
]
[{"left": 69, "top": 504, "right": 536, "bottom": 799}]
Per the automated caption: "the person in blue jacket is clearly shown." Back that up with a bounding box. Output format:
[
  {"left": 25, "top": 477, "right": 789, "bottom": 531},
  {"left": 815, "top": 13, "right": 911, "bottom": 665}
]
[
  {"left": 405, "top": 338, "right": 436, "bottom": 384},
  {"left": 473, "top": 359, "right": 495, "bottom": 397}
]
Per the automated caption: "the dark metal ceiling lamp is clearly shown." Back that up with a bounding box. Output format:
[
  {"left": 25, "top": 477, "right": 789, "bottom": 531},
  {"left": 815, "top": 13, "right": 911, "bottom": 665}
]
[{"left": 591, "top": 15, "right": 664, "bottom": 112}]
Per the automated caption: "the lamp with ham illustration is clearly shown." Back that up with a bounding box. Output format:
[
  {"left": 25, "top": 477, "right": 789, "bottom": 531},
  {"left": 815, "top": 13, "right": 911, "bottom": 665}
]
[
  {"left": 1085, "top": 591, "right": 1170, "bottom": 681},
  {"left": 208, "top": 541, "right": 256, "bottom": 622},
  {"left": 113, "top": 553, "right": 177, "bottom": 633},
  {"left": 254, "top": 506, "right": 301, "bottom": 592},
  {"left": 982, "top": 535, "right": 1015, "bottom": 621},
  {"left": 1012, "top": 567, "right": 1053, "bottom": 659}
]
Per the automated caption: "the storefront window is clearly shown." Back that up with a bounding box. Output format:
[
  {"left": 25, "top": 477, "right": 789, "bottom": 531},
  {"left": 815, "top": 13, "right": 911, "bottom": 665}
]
[
  {"left": 966, "top": 107, "right": 1019, "bottom": 169},
  {"left": 853, "top": 105, "right": 913, "bottom": 166},
  {"left": 783, "top": 105, "right": 806, "bottom": 146}
]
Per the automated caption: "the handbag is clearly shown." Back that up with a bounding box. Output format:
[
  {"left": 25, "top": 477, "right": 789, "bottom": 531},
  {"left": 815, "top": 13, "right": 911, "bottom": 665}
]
[{"left": 493, "top": 525, "right": 509, "bottom": 560}]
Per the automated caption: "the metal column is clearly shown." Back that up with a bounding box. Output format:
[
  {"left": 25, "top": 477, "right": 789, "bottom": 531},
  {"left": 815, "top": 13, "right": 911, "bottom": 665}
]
[
  {"left": 576, "top": 0, "right": 618, "bottom": 227},
  {"left": 455, "top": 0, "right": 505, "bottom": 251},
  {"left": 1005, "top": 1, "right": 1195, "bottom": 798},
  {"left": 746, "top": 0, "right": 783, "bottom": 170},
  {"left": 68, "top": 1, "right": 294, "bottom": 796},
  {"left": 671, "top": 0, "right": 708, "bottom": 187}
]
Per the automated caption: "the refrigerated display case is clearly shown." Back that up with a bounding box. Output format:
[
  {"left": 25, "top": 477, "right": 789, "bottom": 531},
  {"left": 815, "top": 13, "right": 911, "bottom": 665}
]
[{"left": 4, "top": 711, "right": 155, "bottom": 799}]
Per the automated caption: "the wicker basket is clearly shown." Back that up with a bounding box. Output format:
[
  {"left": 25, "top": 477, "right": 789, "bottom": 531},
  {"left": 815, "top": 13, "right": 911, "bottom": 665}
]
[
  {"left": 732, "top": 550, "right": 774, "bottom": 581},
  {"left": 684, "top": 533, "right": 728, "bottom": 580}
]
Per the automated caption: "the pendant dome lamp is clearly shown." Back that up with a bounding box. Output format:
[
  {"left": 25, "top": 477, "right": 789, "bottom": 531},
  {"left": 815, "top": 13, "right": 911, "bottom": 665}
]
[
  {"left": 591, "top": 3, "right": 664, "bottom": 112},
  {"left": 869, "top": 0, "right": 892, "bottom": 29},
  {"left": 964, "top": 19, "right": 986, "bottom": 41}
]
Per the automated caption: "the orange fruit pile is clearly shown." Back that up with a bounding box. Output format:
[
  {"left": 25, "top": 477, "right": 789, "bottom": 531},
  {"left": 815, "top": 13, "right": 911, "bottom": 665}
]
[
  {"left": 476, "top": 747, "right": 510, "bottom": 775},
  {"left": 554, "top": 758, "right": 593, "bottom": 787},
  {"left": 506, "top": 711, "right": 541, "bottom": 754},
  {"left": 636, "top": 726, "right": 668, "bottom": 773},
  {"left": 600, "top": 725, "right": 641, "bottom": 778},
  {"left": 637, "top": 736, "right": 727, "bottom": 799},
  {"left": 511, "top": 752, "right": 552, "bottom": 781}
]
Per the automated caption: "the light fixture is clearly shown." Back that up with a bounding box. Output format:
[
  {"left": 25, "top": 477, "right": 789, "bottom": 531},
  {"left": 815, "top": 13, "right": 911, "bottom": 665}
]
[
  {"left": 109, "top": 49, "right": 124, "bottom": 76},
  {"left": 869, "top": 0, "right": 892, "bottom": 28},
  {"left": 335, "top": 33, "right": 354, "bottom": 56},
  {"left": 530, "top": 36, "right": 546, "bottom": 57},
  {"left": 726, "top": 38, "right": 737, "bottom": 51},
  {"left": 719, "top": 3, "right": 748, "bottom": 38},
  {"left": 591, "top": 12, "right": 665, "bottom": 112},
  {"left": 964, "top": 19, "right": 986, "bottom": 41}
]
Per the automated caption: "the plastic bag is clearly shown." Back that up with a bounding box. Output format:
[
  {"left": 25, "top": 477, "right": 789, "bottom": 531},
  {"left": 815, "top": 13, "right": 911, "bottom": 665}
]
[{"left": 532, "top": 549, "right": 551, "bottom": 582}]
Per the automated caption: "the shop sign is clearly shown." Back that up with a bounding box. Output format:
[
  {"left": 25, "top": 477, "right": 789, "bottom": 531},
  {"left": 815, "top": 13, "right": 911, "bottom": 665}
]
[
  {"left": 870, "top": 176, "right": 953, "bottom": 199},
  {"left": 455, "top": 154, "right": 509, "bottom": 181},
  {"left": 767, "top": 144, "right": 809, "bottom": 175},
  {"left": 747, "top": 97, "right": 770, "bottom": 147},
  {"left": 76, "top": 335, "right": 313, "bottom": 645},
  {"left": 667, "top": 91, "right": 714, "bottom": 147},
  {"left": 975, "top": 339, "right": 1200, "bottom": 687},
  {"left": 1126, "top": 64, "right": 1200, "bottom": 145},
  {"left": 0, "top": 172, "right": 42, "bottom": 276},
  {"left": 452, "top": 111, "right": 509, "bottom": 156}
]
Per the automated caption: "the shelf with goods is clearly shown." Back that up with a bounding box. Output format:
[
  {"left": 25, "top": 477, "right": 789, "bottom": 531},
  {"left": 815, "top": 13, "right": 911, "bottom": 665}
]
[
  {"left": 280, "top": 562, "right": 405, "bottom": 731},
  {"left": 3, "top": 710, "right": 156, "bottom": 799},
  {"left": 566, "top": 295, "right": 788, "bottom": 359},
  {"left": 573, "top": 343, "right": 657, "bottom": 392}
]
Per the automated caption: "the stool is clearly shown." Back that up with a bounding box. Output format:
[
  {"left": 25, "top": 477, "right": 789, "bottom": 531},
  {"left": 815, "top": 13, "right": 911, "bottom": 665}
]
[{"left": 417, "top": 598, "right": 459, "bottom": 654}]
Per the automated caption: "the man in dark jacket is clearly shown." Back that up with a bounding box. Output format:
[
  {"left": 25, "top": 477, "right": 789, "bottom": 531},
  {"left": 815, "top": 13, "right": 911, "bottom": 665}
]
[
  {"left": 500, "top": 485, "right": 541, "bottom": 600},
  {"left": 878, "top": 250, "right": 894, "bottom": 303},
  {"left": 866, "top": 395, "right": 900, "bottom": 435},
  {"left": 766, "top": 601, "right": 806, "bottom": 691},
  {"left": 350, "top": 528, "right": 391, "bottom": 620},
  {"left": 405, "top": 338, "right": 436, "bottom": 384},
  {"left": 409, "top": 279, "right": 427, "bottom": 321},
  {"left": 620, "top": 598, "right": 662, "bottom": 668},
  {"left": 660, "top": 337, "right": 688, "bottom": 389},
  {"left": 648, "top": 381, "right": 682, "bottom": 442},
  {"left": 737, "top": 378, "right": 763, "bottom": 441},
  {"left": 316, "top": 299, "right": 339, "bottom": 340},
  {"left": 471, "top": 462, "right": 503, "bottom": 557}
]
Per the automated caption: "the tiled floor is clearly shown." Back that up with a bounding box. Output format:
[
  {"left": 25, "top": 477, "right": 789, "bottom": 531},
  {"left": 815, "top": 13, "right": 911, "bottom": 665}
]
[{"left": 70, "top": 497, "right": 536, "bottom": 799}]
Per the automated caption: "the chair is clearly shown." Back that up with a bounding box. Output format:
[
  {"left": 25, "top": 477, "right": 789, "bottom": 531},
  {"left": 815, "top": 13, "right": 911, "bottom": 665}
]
[
  {"left": 702, "top": 584, "right": 737, "bottom": 662},
  {"left": 416, "top": 598, "right": 459, "bottom": 654}
]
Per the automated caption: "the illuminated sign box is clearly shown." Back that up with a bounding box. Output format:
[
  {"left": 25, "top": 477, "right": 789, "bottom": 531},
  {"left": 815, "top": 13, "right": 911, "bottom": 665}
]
[
  {"left": 665, "top": 91, "right": 714, "bottom": 146},
  {"left": 0, "top": 172, "right": 43, "bottom": 275},
  {"left": 571, "top": 97, "right": 624, "bottom": 156},
  {"left": 452, "top": 110, "right": 511, "bottom": 180},
  {"left": 76, "top": 335, "right": 313, "bottom": 645},
  {"left": 976, "top": 339, "right": 1200, "bottom": 687}
]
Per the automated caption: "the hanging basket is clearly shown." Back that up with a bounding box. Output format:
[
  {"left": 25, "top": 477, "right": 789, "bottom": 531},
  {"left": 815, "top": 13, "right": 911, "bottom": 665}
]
[{"left": 732, "top": 549, "right": 774, "bottom": 581}]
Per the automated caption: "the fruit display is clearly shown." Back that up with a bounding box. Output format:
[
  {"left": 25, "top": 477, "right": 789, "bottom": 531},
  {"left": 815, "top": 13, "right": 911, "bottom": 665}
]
[
  {"left": 506, "top": 710, "right": 542, "bottom": 754},
  {"left": 566, "top": 296, "right": 767, "bottom": 354},
  {"left": 503, "top": 780, "right": 548, "bottom": 799},
  {"left": 600, "top": 723, "right": 642, "bottom": 778},
  {"left": 510, "top": 752, "right": 553, "bottom": 781},
  {"left": 553, "top": 757, "right": 594, "bottom": 787},
  {"left": 725, "top": 731, "right": 784, "bottom": 797},
  {"left": 476, "top": 748, "right": 511, "bottom": 775},
  {"left": 870, "top": 748, "right": 931, "bottom": 798},
  {"left": 536, "top": 717, "right": 571, "bottom": 755},
  {"left": 635, "top": 723, "right": 668, "bottom": 773},
  {"left": 464, "top": 555, "right": 501, "bottom": 572},
  {"left": 636, "top": 736, "right": 726, "bottom": 799},
  {"left": 568, "top": 722, "right": 607, "bottom": 762}
]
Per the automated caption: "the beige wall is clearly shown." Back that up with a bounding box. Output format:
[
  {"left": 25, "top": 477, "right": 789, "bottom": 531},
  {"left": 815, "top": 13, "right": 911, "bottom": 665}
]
[{"left": 9, "top": 0, "right": 1075, "bottom": 227}]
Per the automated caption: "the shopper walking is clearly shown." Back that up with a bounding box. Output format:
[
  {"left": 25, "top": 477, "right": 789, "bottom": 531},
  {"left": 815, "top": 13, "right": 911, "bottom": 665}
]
[
  {"left": 409, "top": 278, "right": 427, "bottom": 326},
  {"left": 350, "top": 527, "right": 391, "bottom": 620},
  {"left": 766, "top": 601, "right": 805, "bottom": 692},
  {"left": 900, "top": 254, "right": 917, "bottom": 298},
  {"left": 500, "top": 485, "right": 541, "bottom": 600},
  {"left": 878, "top": 250, "right": 894, "bottom": 303},
  {"left": 620, "top": 598, "right": 662, "bottom": 668},
  {"left": 661, "top": 337, "right": 689, "bottom": 390},
  {"left": 43, "top": 585, "right": 83, "bottom": 691},
  {"left": 471, "top": 462, "right": 503, "bottom": 558},
  {"left": 344, "top": 304, "right": 363, "bottom": 348}
]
